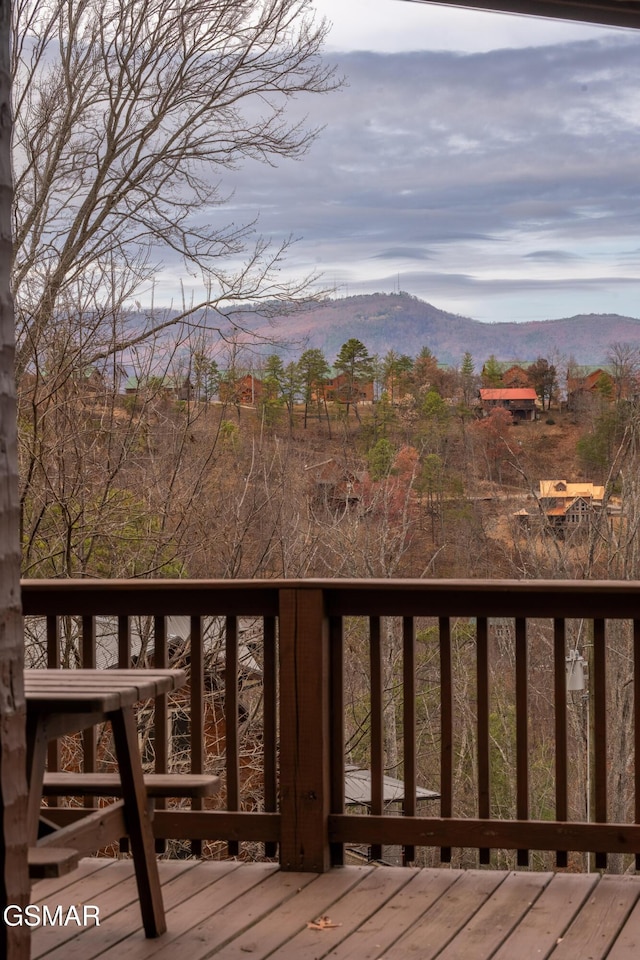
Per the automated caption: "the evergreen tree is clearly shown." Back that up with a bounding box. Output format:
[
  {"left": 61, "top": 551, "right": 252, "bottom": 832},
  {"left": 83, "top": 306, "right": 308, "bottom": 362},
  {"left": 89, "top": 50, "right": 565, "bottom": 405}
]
[
  {"left": 334, "top": 338, "right": 374, "bottom": 420},
  {"left": 482, "top": 354, "right": 503, "bottom": 387},
  {"left": 383, "top": 350, "right": 413, "bottom": 404},
  {"left": 460, "top": 351, "right": 476, "bottom": 406},
  {"left": 298, "top": 348, "right": 330, "bottom": 430}
]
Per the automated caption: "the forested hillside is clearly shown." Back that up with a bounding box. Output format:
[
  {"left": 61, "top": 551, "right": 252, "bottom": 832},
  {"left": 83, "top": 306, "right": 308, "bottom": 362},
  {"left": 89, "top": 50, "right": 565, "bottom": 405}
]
[{"left": 244, "top": 293, "right": 640, "bottom": 366}]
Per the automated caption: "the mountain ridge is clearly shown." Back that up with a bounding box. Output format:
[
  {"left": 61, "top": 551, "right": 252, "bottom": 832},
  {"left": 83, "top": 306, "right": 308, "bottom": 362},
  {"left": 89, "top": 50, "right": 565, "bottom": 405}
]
[{"left": 256, "top": 293, "right": 640, "bottom": 366}]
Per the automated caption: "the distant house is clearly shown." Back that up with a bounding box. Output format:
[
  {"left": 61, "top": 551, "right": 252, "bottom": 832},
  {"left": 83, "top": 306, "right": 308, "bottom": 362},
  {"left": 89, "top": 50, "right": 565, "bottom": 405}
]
[
  {"left": 479, "top": 388, "right": 538, "bottom": 421},
  {"left": 502, "top": 364, "right": 532, "bottom": 389},
  {"left": 307, "top": 457, "right": 363, "bottom": 512},
  {"left": 481, "top": 360, "right": 532, "bottom": 388},
  {"left": 219, "top": 373, "right": 264, "bottom": 406},
  {"left": 123, "top": 374, "right": 192, "bottom": 401},
  {"left": 537, "top": 480, "right": 605, "bottom": 535},
  {"left": 566, "top": 368, "right": 612, "bottom": 410},
  {"left": 321, "top": 371, "right": 374, "bottom": 404}
]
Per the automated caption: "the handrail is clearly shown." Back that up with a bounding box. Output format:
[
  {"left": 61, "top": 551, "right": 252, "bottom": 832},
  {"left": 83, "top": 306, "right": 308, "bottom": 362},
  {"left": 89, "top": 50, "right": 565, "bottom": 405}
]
[{"left": 22, "top": 578, "right": 640, "bottom": 873}]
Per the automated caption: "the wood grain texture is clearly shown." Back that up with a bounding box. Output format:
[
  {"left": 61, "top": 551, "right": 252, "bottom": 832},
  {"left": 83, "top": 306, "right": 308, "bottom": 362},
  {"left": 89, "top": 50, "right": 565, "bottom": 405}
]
[
  {"left": 278, "top": 588, "right": 330, "bottom": 871},
  {"left": 28, "top": 861, "right": 640, "bottom": 960}
]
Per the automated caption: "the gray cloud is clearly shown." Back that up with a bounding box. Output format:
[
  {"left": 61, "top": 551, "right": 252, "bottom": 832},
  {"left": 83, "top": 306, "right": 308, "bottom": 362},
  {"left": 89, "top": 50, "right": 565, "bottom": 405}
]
[{"left": 186, "top": 34, "right": 640, "bottom": 322}]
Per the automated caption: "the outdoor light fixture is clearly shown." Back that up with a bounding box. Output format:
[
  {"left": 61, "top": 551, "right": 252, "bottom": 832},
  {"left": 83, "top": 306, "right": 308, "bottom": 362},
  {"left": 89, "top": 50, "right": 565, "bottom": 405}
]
[{"left": 566, "top": 648, "right": 586, "bottom": 691}]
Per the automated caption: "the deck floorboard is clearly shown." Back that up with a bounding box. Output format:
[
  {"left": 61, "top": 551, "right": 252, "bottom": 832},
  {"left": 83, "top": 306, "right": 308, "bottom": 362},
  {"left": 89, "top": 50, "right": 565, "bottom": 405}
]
[{"left": 30, "top": 860, "right": 640, "bottom": 960}]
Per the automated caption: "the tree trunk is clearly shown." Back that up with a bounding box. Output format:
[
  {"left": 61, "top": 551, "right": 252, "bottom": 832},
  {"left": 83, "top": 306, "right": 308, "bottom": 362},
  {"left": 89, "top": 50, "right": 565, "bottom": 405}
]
[{"left": 0, "top": 0, "right": 29, "bottom": 951}]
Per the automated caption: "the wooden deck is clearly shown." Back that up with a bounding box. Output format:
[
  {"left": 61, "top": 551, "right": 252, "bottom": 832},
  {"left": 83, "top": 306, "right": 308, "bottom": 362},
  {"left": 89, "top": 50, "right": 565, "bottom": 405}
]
[{"left": 31, "top": 858, "right": 640, "bottom": 960}]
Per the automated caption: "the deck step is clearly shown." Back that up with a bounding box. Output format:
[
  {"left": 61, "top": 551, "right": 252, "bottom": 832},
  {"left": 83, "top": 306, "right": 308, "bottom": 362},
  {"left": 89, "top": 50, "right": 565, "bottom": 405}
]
[
  {"left": 29, "top": 845, "right": 80, "bottom": 879},
  {"left": 43, "top": 772, "right": 220, "bottom": 798}
]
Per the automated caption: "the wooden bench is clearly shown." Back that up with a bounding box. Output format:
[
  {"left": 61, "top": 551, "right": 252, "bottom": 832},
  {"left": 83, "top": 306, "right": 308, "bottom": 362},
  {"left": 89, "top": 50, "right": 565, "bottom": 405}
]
[
  {"left": 29, "top": 845, "right": 80, "bottom": 879},
  {"left": 43, "top": 772, "right": 220, "bottom": 801}
]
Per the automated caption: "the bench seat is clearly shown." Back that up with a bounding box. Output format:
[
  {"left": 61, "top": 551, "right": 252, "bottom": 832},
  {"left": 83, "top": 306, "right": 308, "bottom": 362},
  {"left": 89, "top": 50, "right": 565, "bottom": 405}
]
[
  {"left": 43, "top": 772, "right": 220, "bottom": 799},
  {"left": 29, "top": 845, "right": 80, "bottom": 879}
]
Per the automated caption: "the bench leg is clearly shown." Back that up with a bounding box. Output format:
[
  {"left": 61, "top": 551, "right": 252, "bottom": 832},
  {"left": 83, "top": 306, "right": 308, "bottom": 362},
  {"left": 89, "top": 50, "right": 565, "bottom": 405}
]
[{"left": 110, "top": 707, "right": 166, "bottom": 937}]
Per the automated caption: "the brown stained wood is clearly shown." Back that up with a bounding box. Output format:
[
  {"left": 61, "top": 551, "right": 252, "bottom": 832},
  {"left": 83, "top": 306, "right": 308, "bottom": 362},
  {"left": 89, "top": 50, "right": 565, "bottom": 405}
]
[
  {"left": 265, "top": 866, "right": 417, "bottom": 960},
  {"left": 22, "top": 578, "right": 640, "bottom": 622},
  {"left": 551, "top": 875, "right": 640, "bottom": 960},
  {"left": 21, "top": 579, "right": 281, "bottom": 617},
  {"left": 46, "top": 616, "right": 60, "bottom": 782},
  {"left": 110, "top": 706, "right": 166, "bottom": 936},
  {"left": 31, "top": 867, "right": 142, "bottom": 957},
  {"left": 218, "top": 866, "right": 374, "bottom": 960},
  {"left": 47, "top": 808, "right": 281, "bottom": 842},
  {"left": 279, "top": 588, "right": 330, "bottom": 872},
  {"left": 31, "top": 856, "right": 112, "bottom": 901},
  {"left": 554, "top": 618, "right": 568, "bottom": 868},
  {"left": 328, "top": 814, "right": 640, "bottom": 853},
  {"left": 382, "top": 869, "right": 507, "bottom": 960},
  {"left": 434, "top": 871, "right": 552, "bottom": 960},
  {"left": 82, "top": 617, "right": 97, "bottom": 805},
  {"left": 491, "top": 873, "right": 599, "bottom": 960},
  {"left": 515, "top": 619, "right": 529, "bottom": 864},
  {"left": 42, "top": 772, "right": 220, "bottom": 797},
  {"left": 153, "top": 617, "right": 168, "bottom": 788},
  {"left": 403, "top": 616, "right": 416, "bottom": 864},
  {"left": 37, "top": 801, "right": 127, "bottom": 855},
  {"left": 31, "top": 858, "right": 145, "bottom": 958},
  {"left": 25, "top": 863, "right": 640, "bottom": 960},
  {"left": 189, "top": 615, "right": 203, "bottom": 856},
  {"left": 118, "top": 616, "right": 131, "bottom": 668},
  {"left": 151, "top": 809, "right": 280, "bottom": 841},
  {"left": 440, "top": 616, "right": 453, "bottom": 862},
  {"left": 225, "top": 614, "right": 240, "bottom": 857},
  {"left": 35, "top": 863, "right": 190, "bottom": 959},
  {"left": 593, "top": 617, "right": 607, "bottom": 870},
  {"left": 607, "top": 888, "right": 640, "bottom": 958},
  {"left": 263, "top": 615, "right": 278, "bottom": 858},
  {"left": 477, "top": 617, "right": 490, "bottom": 864},
  {"left": 103, "top": 869, "right": 317, "bottom": 960},
  {"left": 38, "top": 862, "right": 239, "bottom": 960},
  {"left": 28, "top": 846, "right": 79, "bottom": 879},
  {"left": 329, "top": 614, "right": 345, "bottom": 866},
  {"left": 370, "top": 616, "right": 383, "bottom": 862},
  {"left": 327, "top": 868, "right": 461, "bottom": 960}
]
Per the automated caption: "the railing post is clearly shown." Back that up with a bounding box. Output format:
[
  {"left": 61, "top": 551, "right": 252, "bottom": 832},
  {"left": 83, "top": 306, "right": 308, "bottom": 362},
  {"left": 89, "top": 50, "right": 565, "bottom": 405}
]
[{"left": 278, "top": 587, "right": 330, "bottom": 872}]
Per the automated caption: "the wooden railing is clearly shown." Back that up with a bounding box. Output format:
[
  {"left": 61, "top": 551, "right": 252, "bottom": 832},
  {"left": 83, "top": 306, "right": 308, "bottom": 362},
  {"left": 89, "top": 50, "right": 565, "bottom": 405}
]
[{"left": 21, "top": 578, "right": 640, "bottom": 873}]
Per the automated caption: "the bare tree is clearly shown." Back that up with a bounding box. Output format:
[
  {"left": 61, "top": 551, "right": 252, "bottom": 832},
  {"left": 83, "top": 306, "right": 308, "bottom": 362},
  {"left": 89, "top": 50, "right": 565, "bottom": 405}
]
[
  {"left": 12, "top": 0, "right": 339, "bottom": 380},
  {"left": 606, "top": 342, "right": 640, "bottom": 403}
]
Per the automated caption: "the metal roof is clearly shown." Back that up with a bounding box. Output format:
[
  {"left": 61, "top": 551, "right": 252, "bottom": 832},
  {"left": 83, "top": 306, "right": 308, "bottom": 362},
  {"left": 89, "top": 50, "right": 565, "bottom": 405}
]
[
  {"left": 344, "top": 765, "right": 439, "bottom": 806},
  {"left": 480, "top": 388, "right": 538, "bottom": 401}
]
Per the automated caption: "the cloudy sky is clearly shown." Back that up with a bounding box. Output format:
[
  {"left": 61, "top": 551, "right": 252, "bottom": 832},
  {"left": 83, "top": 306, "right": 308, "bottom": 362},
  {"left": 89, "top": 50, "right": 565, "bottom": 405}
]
[{"left": 192, "top": 0, "right": 640, "bottom": 325}]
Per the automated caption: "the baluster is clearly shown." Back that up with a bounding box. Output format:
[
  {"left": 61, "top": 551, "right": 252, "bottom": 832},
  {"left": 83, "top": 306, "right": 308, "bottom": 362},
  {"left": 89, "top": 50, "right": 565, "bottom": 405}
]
[
  {"left": 554, "top": 618, "right": 568, "bottom": 868},
  {"left": 593, "top": 618, "right": 607, "bottom": 870},
  {"left": 82, "top": 617, "right": 96, "bottom": 812},
  {"left": 154, "top": 615, "right": 168, "bottom": 853},
  {"left": 263, "top": 615, "right": 278, "bottom": 858},
  {"left": 403, "top": 616, "right": 416, "bottom": 865},
  {"left": 190, "top": 615, "right": 204, "bottom": 856},
  {"left": 440, "top": 616, "right": 453, "bottom": 863},
  {"left": 329, "top": 615, "right": 344, "bottom": 866},
  {"left": 370, "top": 616, "right": 384, "bottom": 862},
  {"left": 225, "top": 615, "right": 240, "bottom": 857},
  {"left": 515, "top": 617, "right": 529, "bottom": 866},
  {"left": 477, "top": 617, "right": 490, "bottom": 864},
  {"left": 118, "top": 615, "right": 131, "bottom": 668}
]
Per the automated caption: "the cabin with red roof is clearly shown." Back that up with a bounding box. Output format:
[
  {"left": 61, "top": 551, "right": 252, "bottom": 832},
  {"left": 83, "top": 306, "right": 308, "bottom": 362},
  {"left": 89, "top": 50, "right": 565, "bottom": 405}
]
[{"left": 479, "top": 387, "right": 538, "bottom": 421}]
